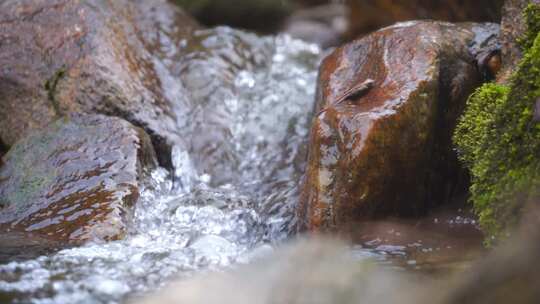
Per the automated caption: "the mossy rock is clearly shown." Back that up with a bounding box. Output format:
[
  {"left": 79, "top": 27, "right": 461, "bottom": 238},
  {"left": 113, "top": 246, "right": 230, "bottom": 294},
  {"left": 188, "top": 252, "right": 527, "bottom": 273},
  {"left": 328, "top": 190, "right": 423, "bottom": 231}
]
[{"left": 454, "top": 3, "right": 540, "bottom": 243}]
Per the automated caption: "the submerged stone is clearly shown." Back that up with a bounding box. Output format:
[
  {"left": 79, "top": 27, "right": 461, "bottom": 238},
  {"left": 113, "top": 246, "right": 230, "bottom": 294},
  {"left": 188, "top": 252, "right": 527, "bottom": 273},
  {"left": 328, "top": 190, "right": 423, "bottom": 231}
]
[
  {"left": 0, "top": 0, "right": 199, "bottom": 168},
  {"left": 298, "top": 21, "right": 499, "bottom": 230},
  {"left": 0, "top": 114, "right": 157, "bottom": 244}
]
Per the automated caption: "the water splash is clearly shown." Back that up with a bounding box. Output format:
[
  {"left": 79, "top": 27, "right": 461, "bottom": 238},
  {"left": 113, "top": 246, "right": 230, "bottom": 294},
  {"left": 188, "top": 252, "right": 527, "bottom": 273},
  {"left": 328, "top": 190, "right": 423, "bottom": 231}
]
[{"left": 0, "top": 30, "right": 324, "bottom": 303}]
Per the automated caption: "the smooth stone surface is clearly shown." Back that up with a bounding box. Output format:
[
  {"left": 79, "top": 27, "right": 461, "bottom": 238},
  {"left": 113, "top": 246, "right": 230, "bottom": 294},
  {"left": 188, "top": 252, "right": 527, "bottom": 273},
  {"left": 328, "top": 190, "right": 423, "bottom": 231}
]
[
  {"left": 0, "top": 114, "right": 157, "bottom": 244},
  {"left": 298, "top": 21, "right": 499, "bottom": 230}
]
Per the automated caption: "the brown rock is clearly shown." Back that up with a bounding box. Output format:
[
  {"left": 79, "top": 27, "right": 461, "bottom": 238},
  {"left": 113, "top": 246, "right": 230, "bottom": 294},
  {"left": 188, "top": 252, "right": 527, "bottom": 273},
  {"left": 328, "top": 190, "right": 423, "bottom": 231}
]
[
  {"left": 298, "top": 21, "right": 499, "bottom": 231},
  {"left": 346, "top": 0, "right": 503, "bottom": 39},
  {"left": 136, "top": 203, "right": 540, "bottom": 304},
  {"left": 0, "top": 0, "right": 199, "bottom": 168},
  {"left": 535, "top": 98, "right": 540, "bottom": 122},
  {"left": 0, "top": 114, "right": 157, "bottom": 244}
]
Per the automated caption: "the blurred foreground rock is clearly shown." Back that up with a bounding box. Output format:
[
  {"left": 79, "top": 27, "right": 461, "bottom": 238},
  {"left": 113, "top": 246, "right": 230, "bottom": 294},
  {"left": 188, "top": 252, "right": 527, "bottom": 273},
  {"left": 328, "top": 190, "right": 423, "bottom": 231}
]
[
  {"left": 298, "top": 21, "right": 499, "bottom": 230},
  {"left": 0, "top": 114, "right": 157, "bottom": 244},
  {"left": 135, "top": 238, "right": 430, "bottom": 304},
  {"left": 173, "top": 0, "right": 292, "bottom": 34},
  {"left": 0, "top": 0, "right": 199, "bottom": 168},
  {"left": 138, "top": 204, "right": 540, "bottom": 304}
]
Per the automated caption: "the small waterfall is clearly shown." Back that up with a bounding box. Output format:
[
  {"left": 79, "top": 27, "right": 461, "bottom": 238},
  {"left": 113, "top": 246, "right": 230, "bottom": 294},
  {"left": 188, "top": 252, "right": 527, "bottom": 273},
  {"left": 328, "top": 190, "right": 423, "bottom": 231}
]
[{"left": 0, "top": 29, "right": 323, "bottom": 303}]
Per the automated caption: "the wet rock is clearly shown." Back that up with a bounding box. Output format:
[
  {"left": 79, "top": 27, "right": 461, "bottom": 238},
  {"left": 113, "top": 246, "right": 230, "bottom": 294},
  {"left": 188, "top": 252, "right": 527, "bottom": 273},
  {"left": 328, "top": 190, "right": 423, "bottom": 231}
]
[
  {"left": 298, "top": 22, "right": 499, "bottom": 230},
  {"left": 0, "top": 0, "right": 199, "bottom": 168},
  {"left": 498, "top": 0, "right": 540, "bottom": 82},
  {"left": 347, "top": 0, "right": 503, "bottom": 39},
  {"left": 467, "top": 23, "right": 502, "bottom": 81},
  {"left": 0, "top": 114, "right": 157, "bottom": 244}
]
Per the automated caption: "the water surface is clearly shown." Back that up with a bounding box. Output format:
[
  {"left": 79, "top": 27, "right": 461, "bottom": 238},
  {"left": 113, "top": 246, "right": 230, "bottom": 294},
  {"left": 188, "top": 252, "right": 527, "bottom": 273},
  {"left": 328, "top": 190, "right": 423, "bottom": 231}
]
[{"left": 0, "top": 28, "right": 483, "bottom": 304}]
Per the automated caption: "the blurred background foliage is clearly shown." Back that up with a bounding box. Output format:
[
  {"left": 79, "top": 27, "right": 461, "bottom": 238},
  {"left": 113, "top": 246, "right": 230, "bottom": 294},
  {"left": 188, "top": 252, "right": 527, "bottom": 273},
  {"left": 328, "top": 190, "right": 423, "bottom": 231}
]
[
  {"left": 173, "top": 0, "right": 297, "bottom": 33},
  {"left": 172, "top": 0, "right": 503, "bottom": 47}
]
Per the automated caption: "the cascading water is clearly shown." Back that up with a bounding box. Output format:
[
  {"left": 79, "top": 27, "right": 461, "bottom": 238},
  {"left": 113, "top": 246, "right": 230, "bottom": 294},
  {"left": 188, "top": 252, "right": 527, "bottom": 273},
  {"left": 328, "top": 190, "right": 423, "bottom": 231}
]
[
  {"left": 0, "top": 29, "right": 323, "bottom": 303},
  {"left": 0, "top": 27, "right": 483, "bottom": 304}
]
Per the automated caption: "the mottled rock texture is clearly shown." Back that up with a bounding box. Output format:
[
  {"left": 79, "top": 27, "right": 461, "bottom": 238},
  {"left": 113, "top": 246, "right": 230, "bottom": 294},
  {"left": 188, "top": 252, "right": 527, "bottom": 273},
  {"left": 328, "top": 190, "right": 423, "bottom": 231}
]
[
  {"left": 298, "top": 21, "right": 499, "bottom": 231},
  {"left": 0, "top": 0, "right": 199, "bottom": 168},
  {"left": 0, "top": 114, "right": 157, "bottom": 244}
]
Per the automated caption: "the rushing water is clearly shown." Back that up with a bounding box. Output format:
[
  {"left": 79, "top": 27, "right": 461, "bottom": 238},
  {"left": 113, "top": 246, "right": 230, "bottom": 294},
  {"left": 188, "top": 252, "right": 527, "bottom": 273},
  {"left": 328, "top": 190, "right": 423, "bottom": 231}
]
[
  {"left": 0, "top": 28, "right": 484, "bottom": 304},
  {"left": 0, "top": 29, "right": 323, "bottom": 303}
]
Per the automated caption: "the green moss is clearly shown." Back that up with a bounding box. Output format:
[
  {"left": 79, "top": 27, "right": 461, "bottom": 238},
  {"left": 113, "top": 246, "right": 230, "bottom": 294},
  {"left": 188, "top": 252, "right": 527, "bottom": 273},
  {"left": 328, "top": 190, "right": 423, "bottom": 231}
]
[
  {"left": 173, "top": 0, "right": 292, "bottom": 33},
  {"left": 454, "top": 3, "right": 540, "bottom": 244},
  {"left": 454, "top": 83, "right": 510, "bottom": 168},
  {"left": 519, "top": 4, "right": 540, "bottom": 51}
]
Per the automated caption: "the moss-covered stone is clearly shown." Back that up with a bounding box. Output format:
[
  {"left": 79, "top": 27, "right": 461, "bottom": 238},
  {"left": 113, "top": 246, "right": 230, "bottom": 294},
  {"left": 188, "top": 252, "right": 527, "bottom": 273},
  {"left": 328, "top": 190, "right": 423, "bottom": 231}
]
[
  {"left": 519, "top": 4, "right": 540, "bottom": 50},
  {"left": 454, "top": 3, "right": 540, "bottom": 243}
]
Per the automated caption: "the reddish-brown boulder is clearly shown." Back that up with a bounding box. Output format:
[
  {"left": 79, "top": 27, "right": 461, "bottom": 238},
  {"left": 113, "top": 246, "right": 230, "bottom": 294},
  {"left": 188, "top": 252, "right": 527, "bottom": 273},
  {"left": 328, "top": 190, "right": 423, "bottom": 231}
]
[
  {"left": 0, "top": 0, "right": 199, "bottom": 168},
  {"left": 0, "top": 114, "right": 157, "bottom": 244},
  {"left": 298, "top": 21, "right": 499, "bottom": 230}
]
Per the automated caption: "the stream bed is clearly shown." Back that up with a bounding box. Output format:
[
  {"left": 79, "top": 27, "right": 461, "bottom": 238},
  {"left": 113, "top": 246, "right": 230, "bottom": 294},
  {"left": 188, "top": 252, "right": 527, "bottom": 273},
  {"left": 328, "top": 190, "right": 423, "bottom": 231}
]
[{"left": 0, "top": 29, "right": 483, "bottom": 304}]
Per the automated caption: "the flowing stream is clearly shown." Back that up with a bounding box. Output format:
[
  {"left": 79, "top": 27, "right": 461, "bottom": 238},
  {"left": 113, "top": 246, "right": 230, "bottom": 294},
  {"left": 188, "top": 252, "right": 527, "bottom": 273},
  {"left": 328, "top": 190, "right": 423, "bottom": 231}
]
[{"left": 0, "top": 28, "right": 483, "bottom": 304}]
